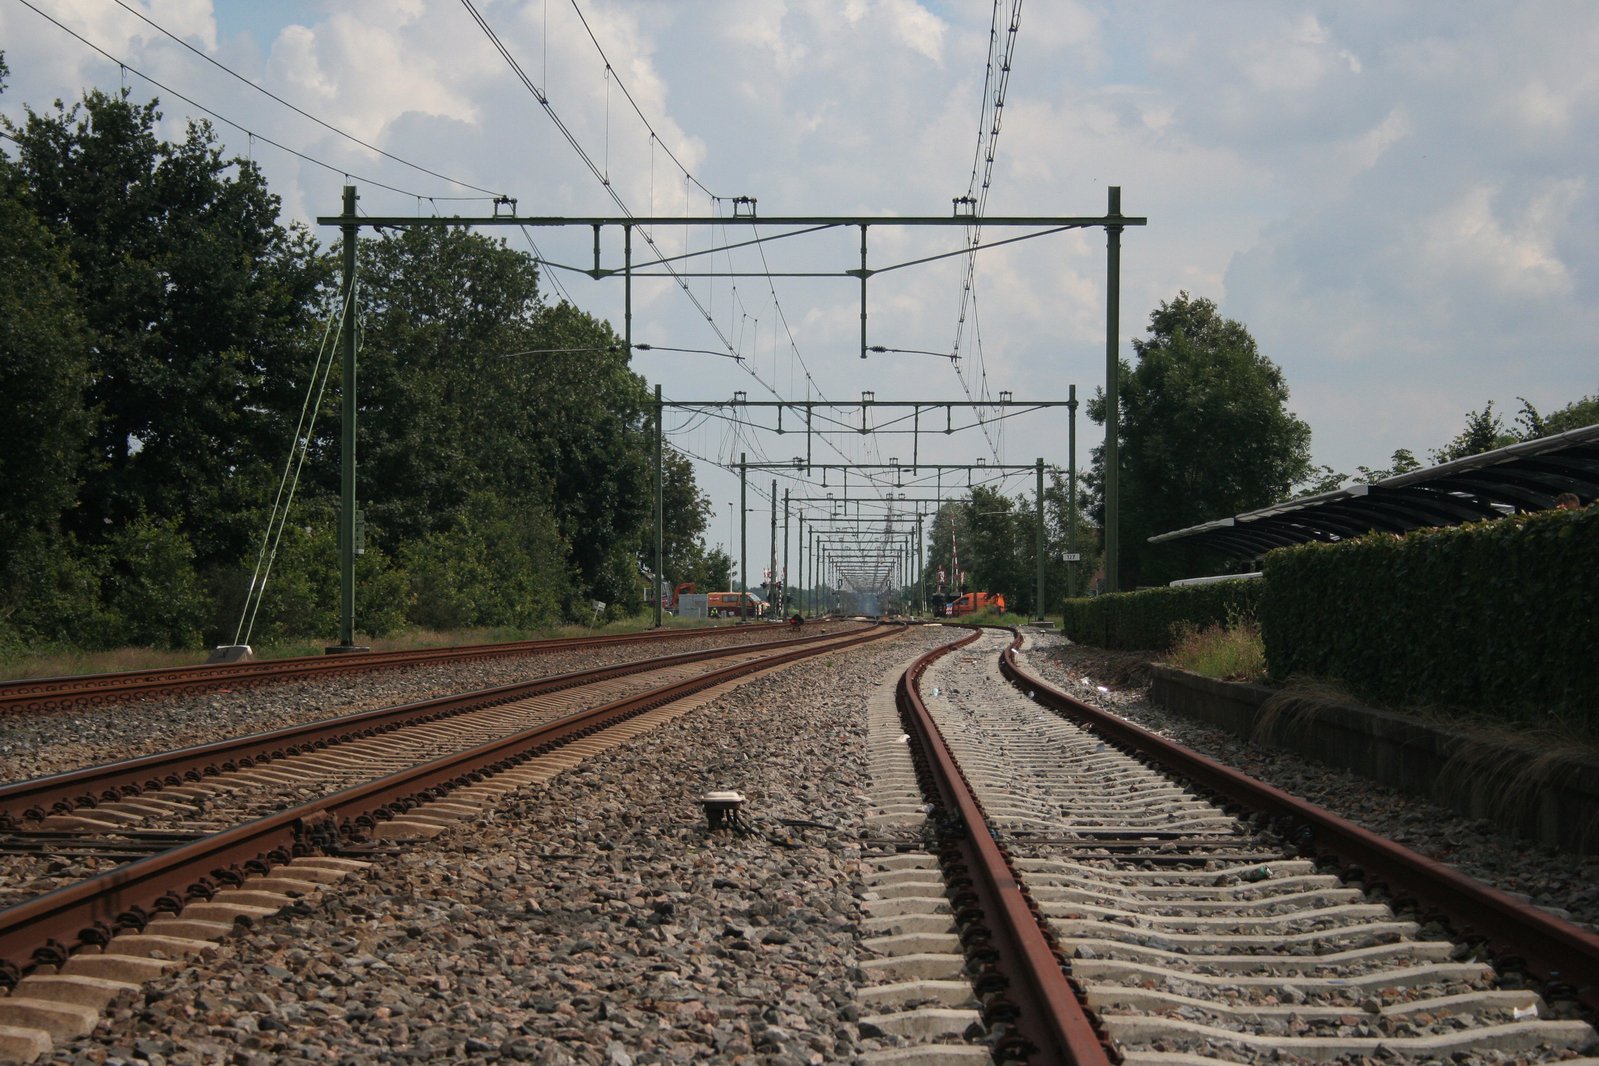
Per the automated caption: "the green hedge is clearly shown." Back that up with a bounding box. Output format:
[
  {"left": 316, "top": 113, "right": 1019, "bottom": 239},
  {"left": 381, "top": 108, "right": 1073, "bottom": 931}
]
[
  {"left": 1260, "top": 507, "right": 1598, "bottom": 724},
  {"left": 1061, "top": 579, "right": 1263, "bottom": 651}
]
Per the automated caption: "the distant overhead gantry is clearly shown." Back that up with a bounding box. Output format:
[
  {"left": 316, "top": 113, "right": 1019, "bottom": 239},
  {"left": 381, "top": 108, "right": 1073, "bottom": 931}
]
[{"left": 320, "top": 187, "right": 1143, "bottom": 640}]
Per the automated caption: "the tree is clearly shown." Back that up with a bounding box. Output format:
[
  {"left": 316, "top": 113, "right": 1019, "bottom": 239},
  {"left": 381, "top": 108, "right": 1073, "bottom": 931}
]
[
  {"left": 961, "top": 486, "right": 1027, "bottom": 609},
  {"left": 1505, "top": 393, "right": 1597, "bottom": 440},
  {"left": 1088, "top": 292, "right": 1312, "bottom": 587},
  {"left": 1355, "top": 448, "right": 1421, "bottom": 483},
  {"left": 682, "top": 546, "right": 732, "bottom": 594},
  {"left": 645, "top": 447, "right": 711, "bottom": 587},
  {"left": 1538, "top": 392, "right": 1599, "bottom": 436},
  {"left": 1430, "top": 402, "right": 1516, "bottom": 463},
  {"left": 0, "top": 120, "right": 94, "bottom": 641},
  {"left": 924, "top": 500, "right": 974, "bottom": 601},
  {"left": 348, "top": 226, "right": 671, "bottom": 621},
  {"left": 5, "top": 90, "right": 324, "bottom": 569},
  {"left": 1042, "top": 470, "right": 1101, "bottom": 602},
  {"left": 1429, "top": 393, "right": 1597, "bottom": 468}
]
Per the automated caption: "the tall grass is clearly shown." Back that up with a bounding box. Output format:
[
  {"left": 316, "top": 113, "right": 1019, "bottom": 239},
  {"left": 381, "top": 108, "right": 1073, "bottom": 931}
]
[{"left": 1165, "top": 621, "right": 1267, "bottom": 683}]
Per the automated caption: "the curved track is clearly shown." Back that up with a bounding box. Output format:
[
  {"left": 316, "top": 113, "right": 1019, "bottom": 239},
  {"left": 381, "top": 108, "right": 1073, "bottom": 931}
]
[{"left": 890, "top": 626, "right": 1599, "bottom": 1063}]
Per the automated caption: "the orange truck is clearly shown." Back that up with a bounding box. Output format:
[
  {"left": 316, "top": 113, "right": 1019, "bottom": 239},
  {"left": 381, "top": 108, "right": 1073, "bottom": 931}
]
[
  {"left": 946, "top": 591, "right": 1005, "bottom": 617},
  {"left": 706, "top": 591, "right": 768, "bottom": 619}
]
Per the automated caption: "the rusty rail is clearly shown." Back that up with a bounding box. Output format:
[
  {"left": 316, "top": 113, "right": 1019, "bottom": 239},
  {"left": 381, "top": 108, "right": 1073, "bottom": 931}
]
[
  {"left": 999, "top": 633, "right": 1599, "bottom": 1016},
  {"left": 0, "top": 624, "right": 856, "bottom": 824},
  {"left": 0, "top": 623, "right": 831, "bottom": 715},
  {"left": 897, "top": 628, "right": 1115, "bottom": 1064},
  {"left": 0, "top": 623, "right": 897, "bottom": 988}
]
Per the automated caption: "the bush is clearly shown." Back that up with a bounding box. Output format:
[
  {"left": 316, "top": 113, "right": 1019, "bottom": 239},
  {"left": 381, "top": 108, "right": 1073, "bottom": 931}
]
[
  {"left": 238, "top": 501, "right": 408, "bottom": 645},
  {"left": 100, "top": 513, "right": 208, "bottom": 648},
  {"left": 1061, "top": 579, "right": 1263, "bottom": 651},
  {"left": 0, "top": 530, "right": 117, "bottom": 647},
  {"left": 1260, "top": 506, "right": 1597, "bottom": 725},
  {"left": 401, "top": 495, "right": 569, "bottom": 631}
]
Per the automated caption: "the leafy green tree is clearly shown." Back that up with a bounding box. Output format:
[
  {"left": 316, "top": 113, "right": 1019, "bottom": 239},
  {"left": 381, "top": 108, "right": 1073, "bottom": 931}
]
[
  {"left": 400, "top": 493, "right": 569, "bottom": 631},
  {"left": 1298, "top": 448, "right": 1422, "bottom": 497},
  {"left": 1088, "top": 292, "right": 1312, "bottom": 587},
  {"left": 923, "top": 474, "right": 1100, "bottom": 615},
  {"left": 924, "top": 499, "right": 974, "bottom": 603},
  {"left": 1042, "top": 470, "right": 1101, "bottom": 603},
  {"left": 99, "top": 512, "right": 208, "bottom": 648},
  {"left": 1429, "top": 393, "right": 1596, "bottom": 468},
  {"left": 681, "top": 546, "right": 732, "bottom": 594},
  {"left": 961, "top": 486, "right": 1027, "bottom": 609},
  {"left": 1430, "top": 402, "right": 1516, "bottom": 463},
  {"left": 0, "top": 110, "right": 94, "bottom": 641},
  {"left": 1511, "top": 393, "right": 1598, "bottom": 438},
  {"left": 239, "top": 497, "right": 407, "bottom": 644},
  {"left": 1355, "top": 448, "right": 1421, "bottom": 483},
  {"left": 1541, "top": 393, "right": 1599, "bottom": 435},
  {"left": 349, "top": 227, "right": 661, "bottom": 620},
  {"left": 649, "top": 447, "right": 712, "bottom": 587},
  {"left": 5, "top": 90, "right": 325, "bottom": 571}
]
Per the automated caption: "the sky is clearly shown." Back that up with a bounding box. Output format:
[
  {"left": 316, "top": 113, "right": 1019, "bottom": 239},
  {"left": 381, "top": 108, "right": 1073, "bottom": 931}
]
[{"left": 3, "top": 0, "right": 1596, "bottom": 573}]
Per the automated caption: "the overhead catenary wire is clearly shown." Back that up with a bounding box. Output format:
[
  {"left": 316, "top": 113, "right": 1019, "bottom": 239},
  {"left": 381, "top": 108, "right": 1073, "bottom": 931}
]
[
  {"left": 945, "top": 0, "right": 1024, "bottom": 464},
  {"left": 468, "top": 1, "right": 1038, "bottom": 539},
  {"left": 106, "top": 0, "right": 508, "bottom": 199},
  {"left": 462, "top": 0, "right": 894, "bottom": 486},
  {"left": 510, "top": 0, "right": 878, "bottom": 482},
  {"left": 13, "top": 0, "right": 477, "bottom": 203},
  {"left": 563, "top": 0, "right": 718, "bottom": 201}
]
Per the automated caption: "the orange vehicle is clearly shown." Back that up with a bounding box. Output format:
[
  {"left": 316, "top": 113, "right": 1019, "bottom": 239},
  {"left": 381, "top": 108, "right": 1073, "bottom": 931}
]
[
  {"left": 946, "top": 591, "right": 1005, "bottom": 617},
  {"left": 706, "top": 591, "right": 768, "bottom": 619}
]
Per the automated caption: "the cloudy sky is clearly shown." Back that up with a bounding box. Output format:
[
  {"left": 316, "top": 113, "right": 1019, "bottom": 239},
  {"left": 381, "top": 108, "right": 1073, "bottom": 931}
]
[{"left": 3, "top": 0, "right": 1595, "bottom": 560}]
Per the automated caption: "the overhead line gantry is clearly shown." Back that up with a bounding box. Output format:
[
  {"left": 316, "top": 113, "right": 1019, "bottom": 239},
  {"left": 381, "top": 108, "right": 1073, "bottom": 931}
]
[{"left": 319, "top": 189, "right": 1141, "bottom": 645}]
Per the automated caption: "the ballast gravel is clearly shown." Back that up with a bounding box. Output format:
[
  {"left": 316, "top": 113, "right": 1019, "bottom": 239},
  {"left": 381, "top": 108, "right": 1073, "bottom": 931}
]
[
  {"left": 0, "top": 626, "right": 844, "bottom": 785},
  {"left": 1018, "top": 631, "right": 1599, "bottom": 933},
  {"left": 47, "top": 626, "right": 958, "bottom": 1066}
]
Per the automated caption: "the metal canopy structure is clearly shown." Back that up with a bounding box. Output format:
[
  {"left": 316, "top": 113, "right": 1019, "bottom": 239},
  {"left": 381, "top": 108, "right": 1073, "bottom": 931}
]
[{"left": 1149, "top": 423, "right": 1599, "bottom": 559}]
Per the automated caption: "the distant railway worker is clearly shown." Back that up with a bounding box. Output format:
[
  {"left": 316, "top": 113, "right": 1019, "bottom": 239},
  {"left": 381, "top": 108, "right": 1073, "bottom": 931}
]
[{"left": 1554, "top": 491, "right": 1582, "bottom": 510}]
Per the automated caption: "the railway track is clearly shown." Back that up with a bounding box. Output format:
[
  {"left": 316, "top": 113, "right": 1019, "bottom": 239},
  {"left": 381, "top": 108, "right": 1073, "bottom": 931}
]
[
  {"left": 0, "top": 624, "right": 789, "bottom": 716},
  {"left": 879, "top": 627, "right": 1599, "bottom": 1063},
  {"left": 0, "top": 620, "right": 895, "bottom": 1057},
  {"left": 6, "top": 621, "right": 1596, "bottom": 1063},
  {"left": 0, "top": 623, "right": 864, "bottom": 834}
]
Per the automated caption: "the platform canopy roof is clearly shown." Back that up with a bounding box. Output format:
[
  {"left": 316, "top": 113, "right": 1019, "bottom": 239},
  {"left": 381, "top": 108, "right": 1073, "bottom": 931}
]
[{"left": 1148, "top": 423, "right": 1599, "bottom": 560}]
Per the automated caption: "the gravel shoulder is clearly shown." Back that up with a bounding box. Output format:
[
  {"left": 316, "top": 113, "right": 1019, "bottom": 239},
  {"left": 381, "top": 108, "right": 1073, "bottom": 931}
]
[{"left": 1018, "top": 629, "right": 1599, "bottom": 932}]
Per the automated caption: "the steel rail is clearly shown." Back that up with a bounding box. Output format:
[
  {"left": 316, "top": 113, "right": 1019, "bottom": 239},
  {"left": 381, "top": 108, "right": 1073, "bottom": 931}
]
[
  {"left": 897, "top": 627, "right": 1115, "bottom": 1064},
  {"left": 999, "top": 635, "right": 1599, "bottom": 1016},
  {"left": 0, "top": 624, "right": 800, "bottom": 715},
  {"left": 0, "top": 624, "right": 859, "bottom": 823},
  {"left": 0, "top": 623, "right": 898, "bottom": 987}
]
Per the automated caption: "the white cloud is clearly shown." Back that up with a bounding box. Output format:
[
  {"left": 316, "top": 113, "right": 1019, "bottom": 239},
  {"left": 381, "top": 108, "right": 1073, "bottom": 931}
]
[
  {"left": 1420, "top": 181, "right": 1581, "bottom": 300},
  {"left": 4, "top": 0, "right": 1598, "bottom": 517},
  {"left": 882, "top": 0, "right": 945, "bottom": 63}
]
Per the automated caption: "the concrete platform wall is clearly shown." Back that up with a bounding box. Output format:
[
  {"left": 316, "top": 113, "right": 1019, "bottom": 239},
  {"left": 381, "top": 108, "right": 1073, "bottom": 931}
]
[{"left": 1150, "top": 665, "right": 1599, "bottom": 856}]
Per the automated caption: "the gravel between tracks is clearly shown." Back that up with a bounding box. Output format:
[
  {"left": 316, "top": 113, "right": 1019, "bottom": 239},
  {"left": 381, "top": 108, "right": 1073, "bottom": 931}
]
[
  {"left": 1018, "top": 629, "right": 1599, "bottom": 933},
  {"left": 0, "top": 627, "right": 846, "bottom": 785},
  {"left": 48, "top": 625, "right": 958, "bottom": 1066}
]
